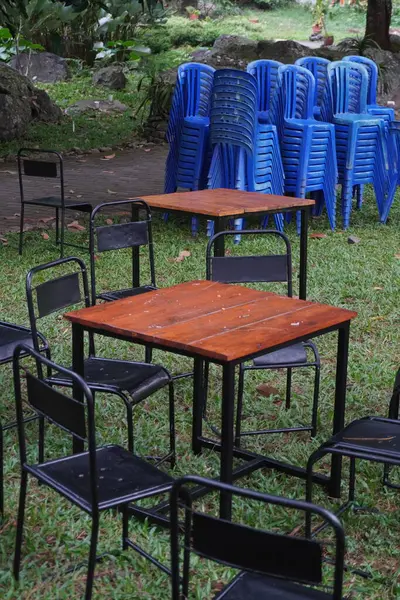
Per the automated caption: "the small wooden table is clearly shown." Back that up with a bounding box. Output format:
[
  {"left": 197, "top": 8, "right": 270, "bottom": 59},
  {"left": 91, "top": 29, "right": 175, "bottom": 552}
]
[
  {"left": 136, "top": 189, "right": 315, "bottom": 300},
  {"left": 65, "top": 281, "right": 357, "bottom": 520}
]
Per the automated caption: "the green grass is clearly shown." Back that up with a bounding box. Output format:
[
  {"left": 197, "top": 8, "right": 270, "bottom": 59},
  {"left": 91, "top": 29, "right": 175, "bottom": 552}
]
[{"left": 0, "top": 187, "right": 400, "bottom": 598}]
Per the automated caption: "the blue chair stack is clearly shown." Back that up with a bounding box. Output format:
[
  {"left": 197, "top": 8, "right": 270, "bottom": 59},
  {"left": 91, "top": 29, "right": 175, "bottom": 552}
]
[
  {"left": 165, "top": 62, "right": 215, "bottom": 234},
  {"left": 343, "top": 55, "right": 395, "bottom": 210},
  {"left": 270, "top": 64, "right": 338, "bottom": 231},
  {"left": 207, "top": 69, "right": 284, "bottom": 240},
  {"left": 324, "top": 61, "right": 389, "bottom": 228},
  {"left": 247, "top": 59, "right": 282, "bottom": 124},
  {"left": 295, "top": 57, "right": 330, "bottom": 121}
]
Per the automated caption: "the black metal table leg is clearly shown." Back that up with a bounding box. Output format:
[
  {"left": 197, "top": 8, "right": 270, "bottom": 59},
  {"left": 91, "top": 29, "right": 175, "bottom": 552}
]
[
  {"left": 329, "top": 322, "right": 350, "bottom": 497},
  {"left": 219, "top": 362, "right": 236, "bottom": 519},
  {"left": 214, "top": 217, "right": 227, "bottom": 257},
  {"left": 299, "top": 207, "right": 309, "bottom": 300},
  {"left": 72, "top": 323, "right": 85, "bottom": 454},
  {"left": 192, "top": 357, "right": 204, "bottom": 455},
  {"left": 131, "top": 204, "right": 140, "bottom": 288}
]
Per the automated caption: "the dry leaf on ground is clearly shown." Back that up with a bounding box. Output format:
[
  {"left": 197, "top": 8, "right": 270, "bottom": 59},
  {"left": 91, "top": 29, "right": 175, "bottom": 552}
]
[
  {"left": 168, "top": 250, "right": 191, "bottom": 263},
  {"left": 39, "top": 216, "right": 55, "bottom": 223},
  {"left": 101, "top": 154, "right": 115, "bottom": 161},
  {"left": 107, "top": 189, "right": 117, "bottom": 195},
  {"left": 256, "top": 383, "right": 280, "bottom": 398},
  {"left": 67, "top": 220, "right": 85, "bottom": 231},
  {"left": 0, "top": 236, "right": 8, "bottom": 245},
  {"left": 105, "top": 218, "right": 113, "bottom": 225},
  {"left": 310, "top": 233, "right": 327, "bottom": 239},
  {"left": 41, "top": 232, "right": 50, "bottom": 240}
]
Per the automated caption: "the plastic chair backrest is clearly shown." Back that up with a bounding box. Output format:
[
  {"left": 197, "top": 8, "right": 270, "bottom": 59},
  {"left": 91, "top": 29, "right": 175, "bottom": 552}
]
[
  {"left": 177, "top": 62, "right": 215, "bottom": 118},
  {"left": 327, "top": 61, "right": 368, "bottom": 115},
  {"left": 342, "top": 55, "right": 378, "bottom": 105},
  {"left": 247, "top": 60, "right": 283, "bottom": 113},
  {"left": 296, "top": 57, "right": 330, "bottom": 110},
  {"left": 277, "top": 65, "right": 315, "bottom": 120}
]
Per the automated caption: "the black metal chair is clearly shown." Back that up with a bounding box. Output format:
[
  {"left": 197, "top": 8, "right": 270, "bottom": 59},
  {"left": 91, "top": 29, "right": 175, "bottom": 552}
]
[
  {"left": 13, "top": 345, "right": 174, "bottom": 600},
  {"left": 26, "top": 256, "right": 175, "bottom": 465},
  {"left": 170, "top": 476, "right": 345, "bottom": 599},
  {"left": 89, "top": 199, "right": 156, "bottom": 304},
  {"left": 306, "top": 372, "right": 400, "bottom": 538},
  {"left": 384, "top": 368, "right": 400, "bottom": 489},
  {"left": 0, "top": 321, "right": 48, "bottom": 516},
  {"left": 205, "top": 230, "right": 321, "bottom": 445},
  {"left": 18, "top": 148, "right": 92, "bottom": 257}
]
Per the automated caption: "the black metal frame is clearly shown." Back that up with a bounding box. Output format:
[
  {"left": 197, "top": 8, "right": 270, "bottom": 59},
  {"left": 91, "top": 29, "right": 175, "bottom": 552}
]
[
  {"left": 12, "top": 344, "right": 174, "bottom": 600},
  {"left": 170, "top": 475, "right": 345, "bottom": 600},
  {"left": 384, "top": 368, "right": 400, "bottom": 489},
  {"left": 0, "top": 320, "right": 48, "bottom": 516},
  {"left": 71, "top": 305, "right": 352, "bottom": 522},
  {"left": 26, "top": 256, "right": 175, "bottom": 464},
  {"left": 134, "top": 196, "right": 310, "bottom": 300},
  {"left": 306, "top": 415, "right": 400, "bottom": 542},
  {"left": 89, "top": 199, "right": 156, "bottom": 305},
  {"left": 17, "top": 148, "right": 92, "bottom": 257},
  {"left": 205, "top": 229, "right": 321, "bottom": 443}
]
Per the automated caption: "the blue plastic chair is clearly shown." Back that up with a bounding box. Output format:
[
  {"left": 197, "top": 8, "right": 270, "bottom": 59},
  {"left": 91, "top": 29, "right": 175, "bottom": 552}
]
[
  {"left": 295, "top": 57, "right": 330, "bottom": 121},
  {"left": 247, "top": 60, "right": 282, "bottom": 124},
  {"left": 324, "top": 61, "right": 389, "bottom": 228},
  {"left": 207, "top": 69, "right": 284, "bottom": 240},
  {"left": 270, "top": 64, "right": 338, "bottom": 231},
  {"left": 165, "top": 63, "right": 215, "bottom": 234}
]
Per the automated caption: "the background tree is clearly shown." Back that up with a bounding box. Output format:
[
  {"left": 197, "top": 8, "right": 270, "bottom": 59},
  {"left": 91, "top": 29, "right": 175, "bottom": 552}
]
[{"left": 365, "top": 0, "right": 392, "bottom": 50}]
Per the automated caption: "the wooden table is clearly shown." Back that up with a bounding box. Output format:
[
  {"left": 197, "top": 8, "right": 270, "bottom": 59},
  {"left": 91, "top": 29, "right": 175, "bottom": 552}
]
[
  {"left": 136, "top": 189, "right": 315, "bottom": 300},
  {"left": 65, "top": 280, "right": 357, "bottom": 520}
]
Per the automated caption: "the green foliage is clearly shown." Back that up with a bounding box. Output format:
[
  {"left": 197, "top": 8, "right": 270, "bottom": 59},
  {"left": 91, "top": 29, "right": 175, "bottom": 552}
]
[
  {"left": 252, "top": 0, "right": 295, "bottom": 9},
  {"left": 93, "top": 39, "right": 151, "bottom": 62},
  {"left": 0, "top": 26, "right": 44, "bottom": 61}
]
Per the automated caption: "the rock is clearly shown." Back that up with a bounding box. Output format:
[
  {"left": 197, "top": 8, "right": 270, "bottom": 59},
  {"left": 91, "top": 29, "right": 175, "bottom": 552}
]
[
  {"left": 257, "top": 40, "right": 309, "bottom": 63},
  {"left": 212, "top": 35, "right": 258, "bottom": 60},
  {"left": 93, "top": 65, "right": 127, "bottom": 90},
  {"left": 363, "top": 48, "right": 400, "bottom": 100},
  {"left": 65, "top": 99, "right": 128, "bottom": 115},
  {"left": 0, "top": 63, "right": 61, "bottom": 141},
  {"left": 348, "top": 235, "right": 361, "bottom": 244},
  {"left": 10, "top": 52, "right": 69, "bottom": 83},
  {"left": 390, "top": 34, "right": 400, "bottom": 53}
]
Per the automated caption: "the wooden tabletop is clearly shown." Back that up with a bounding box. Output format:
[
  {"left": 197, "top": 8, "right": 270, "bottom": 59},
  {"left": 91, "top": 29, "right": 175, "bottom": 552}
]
[
  {"left": 65, "top": 281, "right": 357, "bottom": 363},
  {"left": 136, "top": 189, "right": 315, "bottom": 218}
]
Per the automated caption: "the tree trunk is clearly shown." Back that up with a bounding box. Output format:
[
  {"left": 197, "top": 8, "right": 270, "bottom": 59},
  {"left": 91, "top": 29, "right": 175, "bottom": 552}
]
[{"left": 365, "top": 0, "right": 392, "bottom": 50}]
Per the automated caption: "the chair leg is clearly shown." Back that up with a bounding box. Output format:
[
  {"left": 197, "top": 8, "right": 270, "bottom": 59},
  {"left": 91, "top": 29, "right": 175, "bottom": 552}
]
[
  {"left": 122, "top": 505, "right": 129, "bottom": 551},
  {"left": 55, "top": 207, "right": 60, "bottom": 244},
  {"left": 0, "top": 425, "right": 3, "bottom": 517},
  {"left": 285, "top": 368, "right": 292, "bottom": 410},
  {"left": 126, "top": 403, "right": 134, "bottom": 454},
  {"left": 13, "top": 471, "right": 28, "bottom": 581},
  {"left": 349, "top": 457, "right": 356, "bottom": 503},
  {"left": 202, "top": 361, "right": 210, "bottom": 418},
  {"left": 18, "top": 204, "right": 25, "bottom": 255},
  {"left": 38, "top": 416, "right": 45, "bottom": 464},
  {"left": 60, "top": 208, "right": 65, "bottom": 259},
  {"left": 311, "top": 364, "right": 320, "bottom": 437},
  {"left": 168, "top": 381, "right": 176, "bottom": 468},
  {"left": 145, "top": 346, "right": 153, "bottom": 363},
  {"left": 85, "top": 514, "right": 99, "bottom": 600},
  {"left": 235, "top": 364, "right": 245, "bottom": 447}
]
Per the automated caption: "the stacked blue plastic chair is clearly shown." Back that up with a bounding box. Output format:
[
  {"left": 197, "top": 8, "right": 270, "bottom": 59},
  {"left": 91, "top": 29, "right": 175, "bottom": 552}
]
[
  {"left": 270, "top": 64, "right": 338, "bottom": 231},
  {"left": 295, "top": 57, "right": 330, "bottom": 121},
  {"left": 208, "top": 69, "right": 284, "bottom": 241},
  {"left": 247, "top": 60, "right": 282, "bottom": 124},
  {"left": 343, "top": 55, "right": 396, "bottom": 209},
  {"left": 324, "top": 61, "right": 389, "bottom": 228},
  {"left": 165, "top": 63, "right": 215, "bottom": 234}
]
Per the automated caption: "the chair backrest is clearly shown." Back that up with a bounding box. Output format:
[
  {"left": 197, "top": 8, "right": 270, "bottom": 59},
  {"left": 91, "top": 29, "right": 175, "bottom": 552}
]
[
  {"left": 277, "top": 64, "right": 315, "bottom": 121},
  {"left": 13, "top": 344, "right": 99, "bottom": 509},
  {"left": 170, "top": 476, "right": 345, "bottom": 600},
  {"left": 295, "top": 57, "right": 330, "bottom": 112},
  {"left": 89, "top": 199, "right": 155, "bottom": 304},
  {"left": 327, "top": 61, "right": 368, "bottom": 116},
  {"left": 26, "top": 257, "right": 91, "bottom": 353},
  {"left": 17, "top": 148, "right": 64, "bottom": 204},
  {"left": 343, "top": 55, "right": 378, "bottom": 106},
  {"left": 247, "top": 60, "right": 282, "bottom": 114},
  {"left": 389, "top": 368, "right": 400, "bottom": 419},
  {"left": 206, "top": 230, "right": 292, "bottom": 296},
  {"left": 177, "top": 62, "right": 215, "bottom": 118},
  {"left": 210, "top": 69, "right": 258, "bottom": 155}
]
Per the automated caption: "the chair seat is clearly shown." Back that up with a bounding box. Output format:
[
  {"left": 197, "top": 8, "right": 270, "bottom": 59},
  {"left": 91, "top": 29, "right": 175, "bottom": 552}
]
[
  {"left": 0, "top": 324, "right": 34, "bottom": 364},
  {"left": 331, "top": 417, "right": 400, "bottom": 455},
  {"left": 23, "top": 196, "right": 92, "bottom": 212},
  {"left": 98, "top": 285, "right": 157, "bottom": 302},
  {"left": 50, "top": 357, "right": 170, "bottom": 405},
  {"left": 253, "top": 343, "right": 308, "bottom": 367},
  {"left": 28, "top": 444, "right": 174, "bottom": 512},
  {"left": 216, "top": 572, "right": 332, "bottom": 599}
]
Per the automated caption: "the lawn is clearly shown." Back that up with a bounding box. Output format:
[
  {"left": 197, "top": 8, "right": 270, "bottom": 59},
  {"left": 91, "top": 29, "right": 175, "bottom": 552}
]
[{"left": 0, "top": 187, "right": 399, "bottom": 598}]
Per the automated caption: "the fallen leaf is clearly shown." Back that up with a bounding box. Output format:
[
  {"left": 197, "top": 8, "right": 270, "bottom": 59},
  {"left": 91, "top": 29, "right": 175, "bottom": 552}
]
[
  {"left": 101, "top": 153, "right": 115, "bottom": 160},
  {"left": 370, "top": 316, "right": 385, "bottom": 321},
  {"left": 76, "top": 194, "right": 82, "bottom": 198},
  {"left": 102, "top": 170, "right": 114, "bottom": 174},
  {"left": 107, "top": 189, "right": 117, "bottom": 195},
  {"left": 0, "top": 170, "right": 17, "bottom": 175},
  {"left": 169, "top": 250, "right": 191, "bottom": 263},
  {"left": 310, "top": 233, "right": 327, "bottom": 239},
  {"left": 180, "top": 250, "right": 191, "bottom": 258},
  {"left": 76, "top": 530, "right": 88, "bottom": 540},
  {"left": 39, "top": 216, "right": 55, "bottom": 223},
  {"left": 395, "top": 254, "right": 400, "bottom": 259},
  {"left": 69, "top": 189, "right": 75, "bottom": 193},
  {"left": 67, "top": 220, "right": 85, "bottom": 231},
  {"left": 256, "top": 383, "right": 280, "bottom": 398},
  {"left": 144, "top": 148, "right": 151, "bottom": 152},
  {"left": 41, "top": 232, "right": 50, "bottom": 240},
  {"left": 105, "top": 218, "right": 113, "bottom": 225},
  {"left": 4, "top": 216, "right": 16, "bottom": 220},
  {"left": 373, "top": 286, "right": 383, "bottom": 290},
  {"left": 0, "top": 236, "right": 8, "bottom": 245},
  {"left": 13, "top": 213, "right": 20, "bottom": 217}
]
